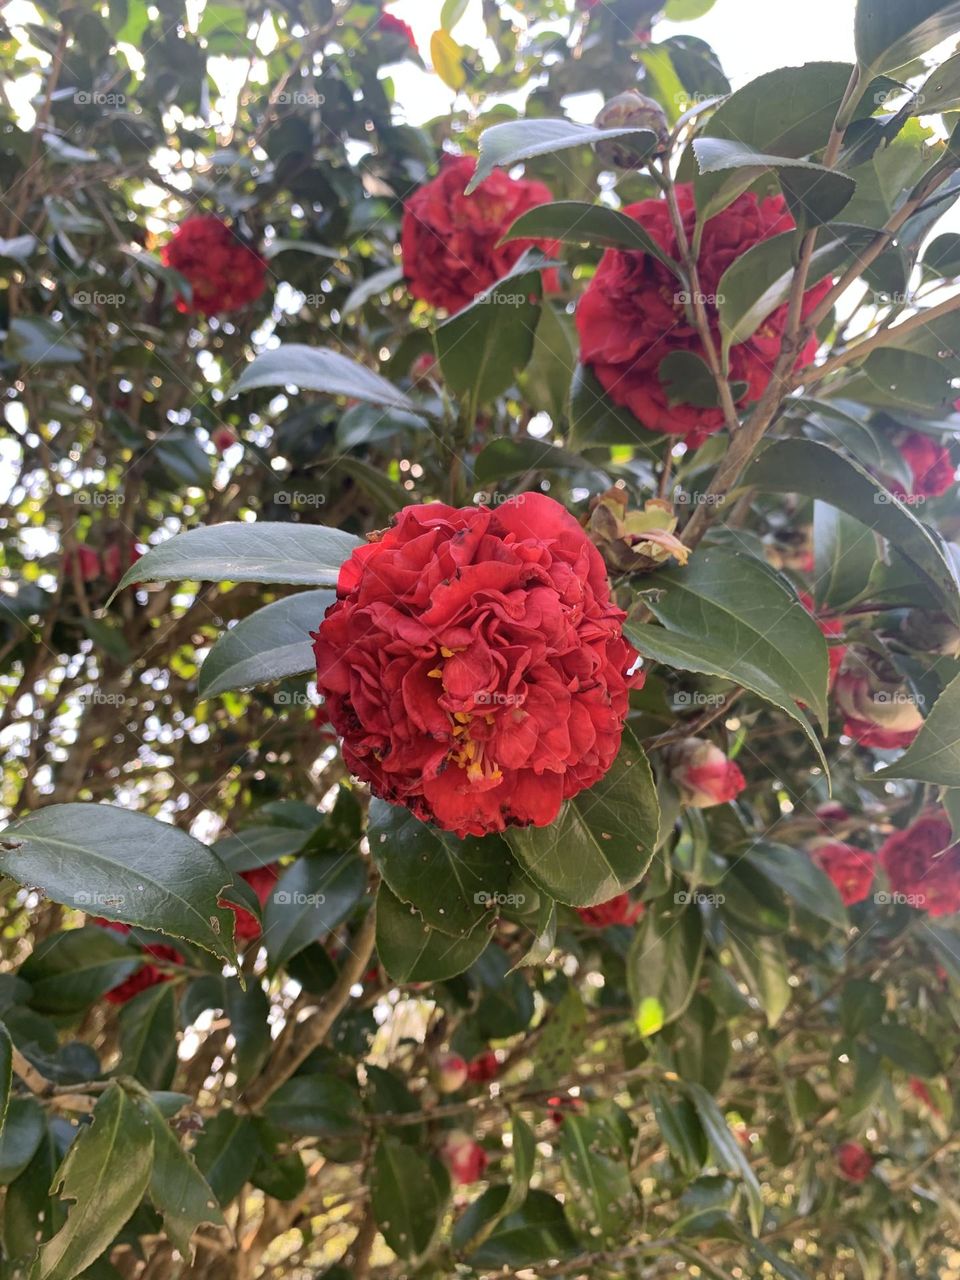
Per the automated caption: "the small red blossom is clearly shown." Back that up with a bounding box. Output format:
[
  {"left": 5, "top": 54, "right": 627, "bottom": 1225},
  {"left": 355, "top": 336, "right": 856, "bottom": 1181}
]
[
  {"left": 161, "top": 216, "right": 267, "bottom": 317},
  {"left": 312, "top": 495, "right": 641, "bottom": 837},
  {"left": 93, "top": 919, "right": 183, "bottom": 1005},
  {"left": 212, "top": 426, "right": 237, "bottom": 452},
  {"left": 576, "top": 893, "right": 644, "bottom": 928},
  {"left": 837, "top": 1141, "right": 873, "bottom": 1182},
  {"left": 896, "top": 431, "right": 955, "bottom": 499},
  {"left": 65, "top": 545, "right": 102, "bottom": 583},
  {"left": 576, "top": 186, "right": 831, "bottom": 446},
  {"left": 548, "top": 1094, "right": 585, "bottom": 1126},
  {"left": 434, "top": 1053, "right": 469, "bottom": 1094},
  {"left": 467, "top": 1050, "right": 500, "bottom": 1083},
  {"left": 809, "top": 840, "right": 875, "bottom": 906},
  {"left": 102, "top": 540, "right": 141, "bottom": 586},
  {"left": 815, "top": 800, "right": 850, "bottom": 829},
  {"left": 879, "top": 813, "right": 960, "bottom": 918},
  {"left": 665, "top": 737, "right": 746, "bottom": 809},
  {"left": 222, "top": 864, "right": 281, "bottom": 942},
  {"left": 441, "top": 1130, "right": 488, "bottom": 1184},
  {"left": 401, "top": 155, "right": 558, "bottom": 315},
  {"left": 377, "top": 11, "right": 417, "bottom": 51}
]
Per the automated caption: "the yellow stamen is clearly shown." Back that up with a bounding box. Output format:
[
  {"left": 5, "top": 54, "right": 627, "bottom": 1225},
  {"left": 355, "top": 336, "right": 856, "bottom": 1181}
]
[
  {"left": 427, "top": 668, "right": 443, "bottom": 678},
  {"left": 454, "top": 711, "right": 471, "bottom": 724}
]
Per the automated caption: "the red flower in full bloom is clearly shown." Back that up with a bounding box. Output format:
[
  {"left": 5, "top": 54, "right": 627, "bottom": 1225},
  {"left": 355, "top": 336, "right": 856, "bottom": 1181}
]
[
  {"left": 441, "top": 1130, "right": 488, "bottom": 1184},
  {"left": 161, "top": 216, "right": 267, "bottom": 317},
  {"left": 798, "top": 592, "right": 846, "bottom": 685},
  {"left": 879, "top": 813, "right": 960, "bottom": 918},
  {"left": 312, "top": 495, "right": 641, "bottom": 837},
  {"left": 377, "top": 11, "right": 417, "bottom": 50},
  {"left": 576, "top": 893, "right": 644, "bottom": 928},
  {"left": 809, "top": 840, "right": 875, "bottom": 906},
  {"left": 664, "top": 738, "right": 746, "bottom": 809},
  {"left": 223, "top": 864, "right": 281, "bottom": 942},
  {"left": 93, "top": 919, "right": 183, "bottom": 1005},
  {"left": 575, "top": 186, "right": 831, "bottom": 445},
  {"left": 467, "top": 1050, "right": 500, "bottom": 1083},
  {"left": 896, "top": 431, "right": 954, "bottom": 499},
  {"left": 401, "top": 155, "right": 558, "bottom": 315},
  {"left": 837, "top": 1141, "right": 873, "bottom": 1182}
]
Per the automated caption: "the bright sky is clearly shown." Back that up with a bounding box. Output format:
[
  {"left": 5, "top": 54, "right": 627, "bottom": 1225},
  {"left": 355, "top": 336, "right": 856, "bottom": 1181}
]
[{"left": 387, "top": 0, "right": 859, "bottom": 125}]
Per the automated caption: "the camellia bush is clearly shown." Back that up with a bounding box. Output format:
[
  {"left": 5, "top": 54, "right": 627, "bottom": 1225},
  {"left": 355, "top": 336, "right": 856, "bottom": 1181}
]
[{"left": 6, "top": 0, "right": 960, "bottom": 1275}]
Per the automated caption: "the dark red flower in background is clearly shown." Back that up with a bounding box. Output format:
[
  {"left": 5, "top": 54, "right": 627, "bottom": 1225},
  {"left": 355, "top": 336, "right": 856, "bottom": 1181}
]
[
  {"left": 894, "top": 431, "right": 954, "bottom": 499},
  {"left": 576, "top": 892, "right": 644, "bottom": 928},
  {"left": 576, "top": 185, "right": 831, "bottom": 446},
  {"left": 441, "top": 1130, "right": 488, "bottom": 1184},
  {"left": 161, "top": 216, "right": 267, "bottom": 317},
  {"left": 467, "top": 1050, "right": 500, "bottom": 1083},
  {"left": 93, "top": 919, "right": 183, "bottom": 1005},
  {"left": 377, "top": 11, "right": 417, "bottom": 50},
  {"left": 837, "top": 1141, "right": 873, "bottom": 1182},
  {"left": 312, "top": 495, "right": 641, "bottom": 837},
  {"left": 223, "top": 864, "right": 281, "bottom": 942},
  {"left": 879, "top": 813, "right": 960, "bottom": 918},
  {"left": 401, "top": 155, "right": 558, "bottom": 315},
  {"left": 809, "top": 840, "right": 875, "bottom": 906}
]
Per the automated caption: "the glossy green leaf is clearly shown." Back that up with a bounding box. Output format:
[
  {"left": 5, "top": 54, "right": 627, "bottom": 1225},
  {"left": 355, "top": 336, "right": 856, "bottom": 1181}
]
[
  {"left": 118, "top": 983, "right": 178, "bottom": 1090},
  {"left": 132, "top": 1091, "right": 224, "bottom": 1261},
  {"left": 875, "top": 670, "right": 960, "bottom": 783},
  {"left": 192, "top": 1111, "right": 261, "bottom": 1204},
  {"left": 199, "top": 590, "right": 333, "bottom": 698},
  {"left": 466, "top": 1190, "right": 577, "bottom": 1268},
  {"left": 469, "top": 119, "right": 657, "bottom": 190},
  {"left": 559, "top": 1111, "right": 635, "bottom": 1246},
  {"left": 627, "top": 904, "right": 705, "bottom": 1030},
  {"left": 33, "top": 1083, "right": 154, "bottom": 1280},
  {"left": 263, "top": 1075, "right": 363, "bottom": 1139},
  {"left": 0, "top": 1098, "right": 45, "bottom": 1185},
  {"left": 505, "top": 730, "right": 660, "bottom": 907},
  {"left": 868, "top": 1023, "right": 941, "bottom": 1075},
  {"left": 813, "top": 501, "right": 879, "bottom": 610},
  {"left": 225, "top": 978, "right": 271, "bottom": 1088},
  {"left": 19, "top": 929, "right": 141, "bottom": 1014},
  {"left": 746, "top": 438, "right": 960, "bottom": 623},
  {"left": 568, "top": 363, "right": 663, "bottom": 452},
  {"left": 504, "top": 201, "right": 682, "bottom": 276},
  {"left": 368, "top": 799, "right": 516, "bottom": 937},
  {"left": 231, "top": 344, "right": 416, "bottom": 411},
  {"left": 743, "top": 842, "right": 848, "bottom": 929},
  {"left": 262, "top": 853, "right": 368, "bottom": 971},
  {"left": 371, "top": 1136, "right": 449, "bottom": 1261},
  {"left": 726, "top": 931, "right": 792, "bottom": 1026},
  {"left": 116, "top": 522, "right": 361, "bottom": 592},
  {"left": 855, "top": 0, "right": 960, "bottom": 76},
  {"left": 375, "top": 882, "right": 492, "bottom": 982},
  {"left": 683, "top": 1082, "right": 763, "bottom": 1235},
  {"left": 0, "top": 806, "right": 236, "bottom": 965},
  {"left": 648, "top": 548, "right": 830, "bottom": 726}
]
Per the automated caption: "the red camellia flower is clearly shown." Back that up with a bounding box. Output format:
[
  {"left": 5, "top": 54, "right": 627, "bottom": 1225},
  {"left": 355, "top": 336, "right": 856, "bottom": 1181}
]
[
  {"left": 161, "top": 216, "right": 267, "bottom": 317},
  {"left": 909, "top": 1076, "right": 939, "bottom": 1112},
  {"left": 809, "top": 840, "right": 875, "bottom": 906},
  {"left": 312, "top": 495, "right": 641, "bottom": 837},
  {"left": 224, "top": 864, "right": 281, "bottom": 942},
  {"left": 798, "top": 592, "right": 846, "bottom": 685},
  {"left": 664, "top": 737, "right": 746, "bottom": 809},
  {"left": 576, "top": 892, "right": 644, "bottom": 928},
  {"left": 896, "top": 431, "right": 955, "bottom": 498},
  {"left": 401, "top": 155, "right": 558, "bottom": 315},
  {"left": 93, "top": 919, "right": 183, "bottom": 1005},
  {"left": 837, "top": 1141, "right": 873, "bottom": 1182},
  {"left": 467, "top": 1050, "right": 500, "bottom": 1083},
  {"left": 377, "top": 10, "right": 417, "bottom": 50},
  {"left": 576, "top": 185, "right": 831, "bottom": 446},
  {"left": 441, "top": 1130, "right": 488, "bottom": 1185},
  {"left": 65, "top": 544, "right": 102, "bottom": 582},
  {"left": 879, "top": 813, "right": 960, "bottom": 918},
  {"left": 102, "top": 540, "right": 141, "bottom": 586}
]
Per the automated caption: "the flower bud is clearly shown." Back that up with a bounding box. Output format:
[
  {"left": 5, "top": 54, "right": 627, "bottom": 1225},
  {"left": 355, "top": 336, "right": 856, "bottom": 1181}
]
[
  {"left": 585, "top": 488, "right": 689, "bottom": 574},
  {"left": 593, "top": 90, "right": 669, "bottom": 167},
  {"left": 837, "top": 1141, "right": 873, "bottom": 1183},
  {"left": 834, "top": 650, "right": 923, "bottom": 747},
  {"left": 664, "top": 737, "right": 746, "bottom": 809},
  {"left": 900, "top": 608, "right": 960, "bottom": 657},
  {"left": 440, "top": 1130, "right": 488, "bottom": 1184},
  {"left": 433, "top": 1053, "right": 468, "bottom": 1094}
]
